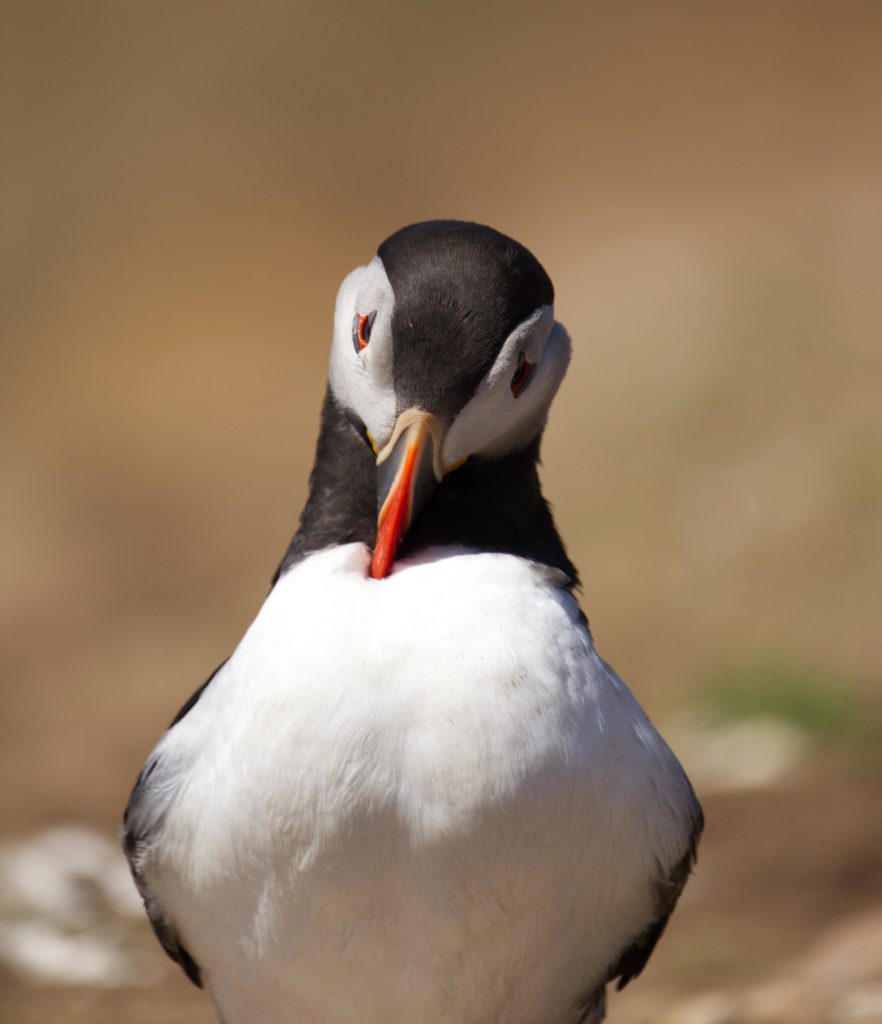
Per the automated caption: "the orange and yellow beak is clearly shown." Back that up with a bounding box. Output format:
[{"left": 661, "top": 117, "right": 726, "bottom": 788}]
[{"left": 371, "top": 409, "right": 445, "bottom": 579}]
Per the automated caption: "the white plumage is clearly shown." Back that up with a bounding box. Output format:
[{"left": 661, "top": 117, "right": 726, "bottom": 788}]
[{"left": 131, "top": 544, "right": 697, "bottom": 1024}]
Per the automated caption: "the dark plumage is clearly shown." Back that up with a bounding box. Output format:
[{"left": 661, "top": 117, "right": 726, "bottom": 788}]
[
  {"left": 274, "top": 389, "right": 577, "bottom": 588},
  {"left": 380, "top": 221, "right": 554, "bottom": 423}
]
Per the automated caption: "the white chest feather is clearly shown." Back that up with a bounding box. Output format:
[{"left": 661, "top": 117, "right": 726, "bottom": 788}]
[{"left": 140, "top": 545, "right": 696, "bottom": 1024}]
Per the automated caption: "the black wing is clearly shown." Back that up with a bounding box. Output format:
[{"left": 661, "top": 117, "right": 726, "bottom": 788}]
[
  {"left": 573, "top": 807, "right": 703, "bottom": 1022},
  {"left": 608, "top": 806, "right": 704, "bottom": 991},
  {"left": 121, "top": 659, "right": 228, "bottom": 988}
]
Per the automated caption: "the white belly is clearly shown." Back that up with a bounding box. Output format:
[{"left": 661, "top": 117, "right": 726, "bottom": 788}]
[{"left": 141, "top": 545, "right": 695, "bottom": 1024}]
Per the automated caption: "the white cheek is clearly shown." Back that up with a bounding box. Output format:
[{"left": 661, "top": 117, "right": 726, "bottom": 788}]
[
  {"left": 327, "top": 259, "right": 397, "bottom": 444},
  {"left": 442, "top": 320, "right": 571, "bottom": 467}
]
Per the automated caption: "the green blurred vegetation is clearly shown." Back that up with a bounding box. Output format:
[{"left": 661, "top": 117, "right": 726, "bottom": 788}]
[{"left": 698, "top": 660, "right": 876, "bottom": 747}]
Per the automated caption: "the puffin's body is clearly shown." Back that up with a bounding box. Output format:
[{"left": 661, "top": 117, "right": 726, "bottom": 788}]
[{"left": 124, "top": 221, "right": 702, "bottom": 1023}]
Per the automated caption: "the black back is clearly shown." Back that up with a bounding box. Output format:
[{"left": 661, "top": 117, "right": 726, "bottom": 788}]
[
  {"left": 379, "top": 221, "right": 554, "bottom": 423},
  {"left": 273, "top": 388, "right": 376, "bottom": 582},
  {"left": 274, "top": 392, "right": 578, "bottom": 589}
]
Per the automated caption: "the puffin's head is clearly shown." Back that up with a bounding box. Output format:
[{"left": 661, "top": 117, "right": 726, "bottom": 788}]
[{"left": 328, "top": 220, "right": 571, "bottom": 579}]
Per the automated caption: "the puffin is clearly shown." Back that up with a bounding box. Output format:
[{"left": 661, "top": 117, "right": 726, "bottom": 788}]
[{"left": 123, "top": 220, "right": 702, "bottom": 1024}]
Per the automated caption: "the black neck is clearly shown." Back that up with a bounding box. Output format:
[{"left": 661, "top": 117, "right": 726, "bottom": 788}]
[{"left": 273, "top": 389, "right": 578, "bottom": 589}]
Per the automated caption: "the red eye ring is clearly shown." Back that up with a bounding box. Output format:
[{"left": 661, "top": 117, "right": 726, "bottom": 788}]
[
  {"left": 510, "top": 352, "right": 533, "bottom": 397},
  {"left": 352, "top": 311, "right": 376, "bottom": 353}
]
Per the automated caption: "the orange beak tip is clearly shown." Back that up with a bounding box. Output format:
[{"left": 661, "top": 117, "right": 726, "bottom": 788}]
[
  {"left": 371, "top": 479, "right": 409, "bottom": 580},
  {"left": 370, "top": 540, "right": 393, "bottom": 580}
]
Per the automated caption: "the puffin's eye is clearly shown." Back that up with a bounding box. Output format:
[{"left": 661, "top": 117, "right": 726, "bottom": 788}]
[
  {"left": 510, "top": 352, "right": 533, "bottom": 398},
  {"left": 352, "top": 311, "right": 377, "bottom": 353}
]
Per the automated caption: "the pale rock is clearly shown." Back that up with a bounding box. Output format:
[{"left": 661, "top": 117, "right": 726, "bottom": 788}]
[{"left": 665, "top": 715, "right": 808, "bottom": 794}]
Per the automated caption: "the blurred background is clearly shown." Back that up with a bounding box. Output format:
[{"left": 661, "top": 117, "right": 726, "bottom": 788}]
[{"left": 2, "top": 1, "right": 881, "bottom": 1022}]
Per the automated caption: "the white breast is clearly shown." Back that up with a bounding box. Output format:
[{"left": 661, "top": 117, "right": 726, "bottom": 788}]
[{"left": 140, "top": 544, "right": 696, "bottom": 1024}]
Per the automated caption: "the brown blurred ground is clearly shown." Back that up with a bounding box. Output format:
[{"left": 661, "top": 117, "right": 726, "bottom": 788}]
[{"left": 2, "top": 1, "right": 882, "bottom": 1021}]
